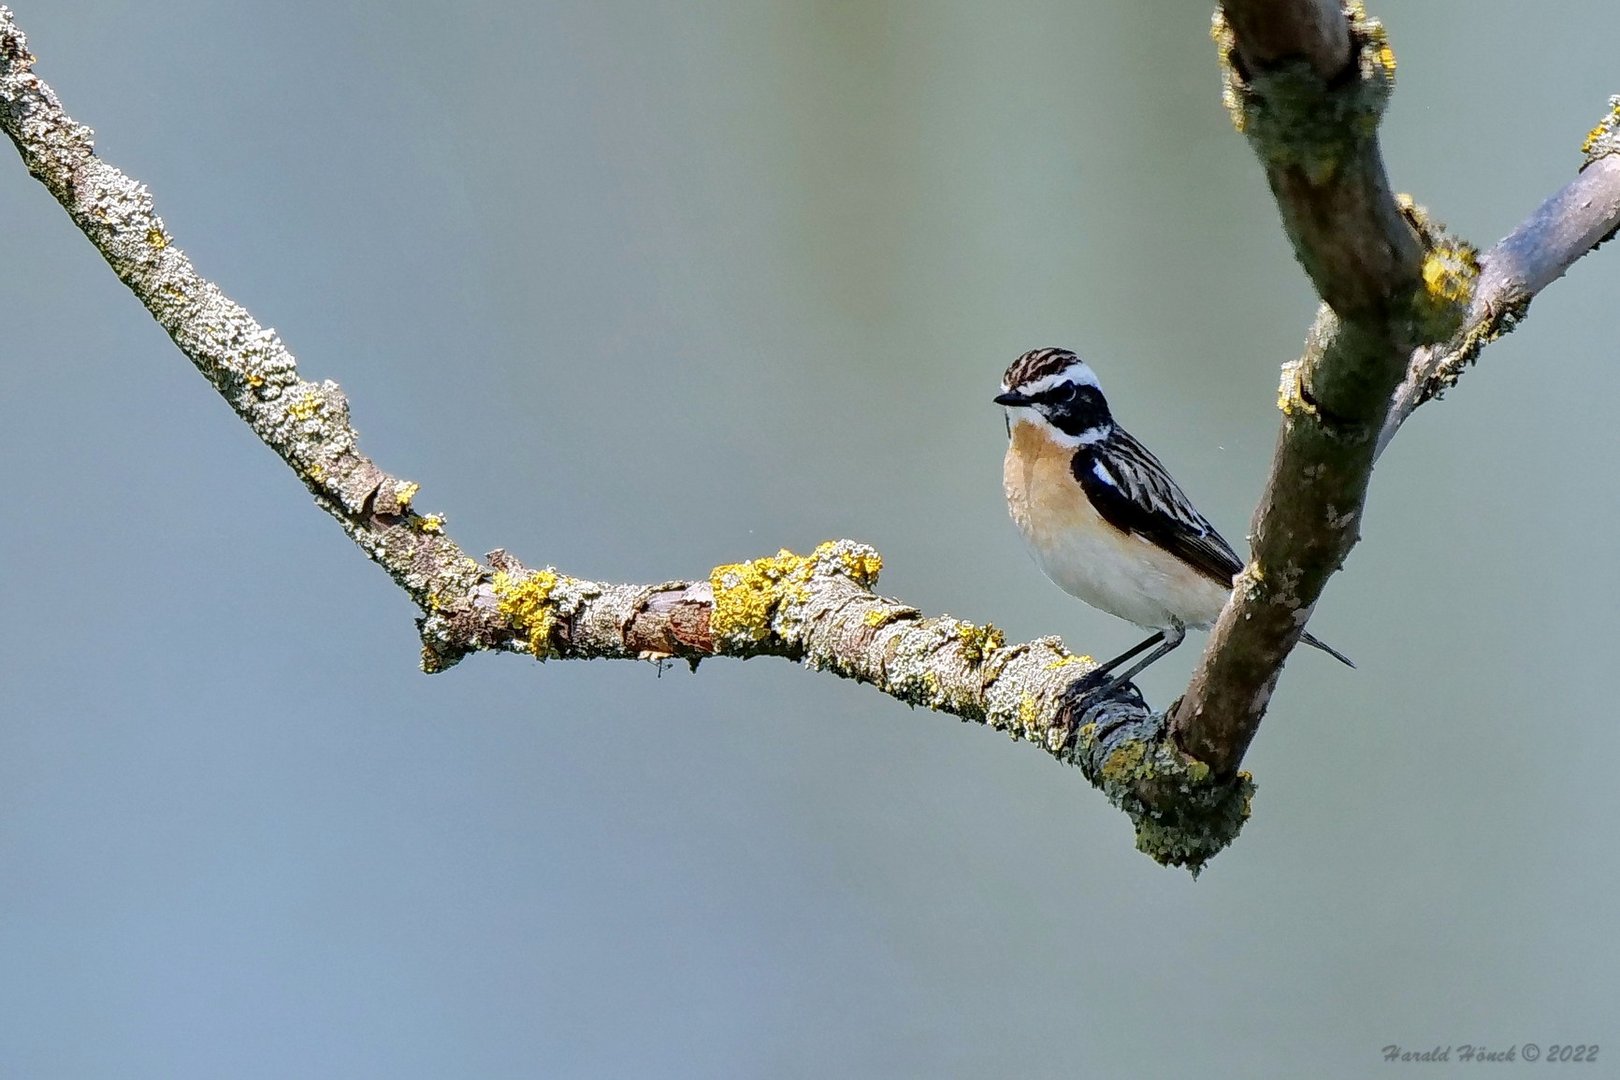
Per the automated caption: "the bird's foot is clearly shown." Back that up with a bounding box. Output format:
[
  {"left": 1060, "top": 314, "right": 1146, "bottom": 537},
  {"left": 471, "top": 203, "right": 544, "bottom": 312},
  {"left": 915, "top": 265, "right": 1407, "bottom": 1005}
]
[{"left": 1069, "top": 667, "right": 1142, "bottom": 706}]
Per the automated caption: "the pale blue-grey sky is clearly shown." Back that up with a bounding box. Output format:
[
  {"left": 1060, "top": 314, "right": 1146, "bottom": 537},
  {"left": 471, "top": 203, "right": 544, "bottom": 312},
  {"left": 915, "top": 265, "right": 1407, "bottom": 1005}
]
[{"left": 3, "top": 3, "right": 1616, "bottom": 1076}]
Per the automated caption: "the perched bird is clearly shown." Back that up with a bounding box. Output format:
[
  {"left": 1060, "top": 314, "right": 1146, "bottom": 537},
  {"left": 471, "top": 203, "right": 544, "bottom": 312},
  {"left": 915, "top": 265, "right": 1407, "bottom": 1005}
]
[{"left": 996, "top": 346, "right": 1352, "bottom": 697}]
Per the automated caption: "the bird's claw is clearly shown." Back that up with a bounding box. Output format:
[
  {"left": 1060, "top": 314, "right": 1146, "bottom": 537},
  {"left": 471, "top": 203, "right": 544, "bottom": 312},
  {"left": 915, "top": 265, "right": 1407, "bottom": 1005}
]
[
  {"left": 1064, "top": 668, "right": 1143, "bottom": 709},
  {"left": 1074, "top": 667, "right": 1109, "bottom": 694}
]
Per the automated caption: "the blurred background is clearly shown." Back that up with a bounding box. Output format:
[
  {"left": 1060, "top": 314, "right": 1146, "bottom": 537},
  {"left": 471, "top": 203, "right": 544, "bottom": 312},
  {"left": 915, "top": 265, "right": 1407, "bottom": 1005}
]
[{"left": 3, "top": 2, "right": 1615, "bottom": 1076}]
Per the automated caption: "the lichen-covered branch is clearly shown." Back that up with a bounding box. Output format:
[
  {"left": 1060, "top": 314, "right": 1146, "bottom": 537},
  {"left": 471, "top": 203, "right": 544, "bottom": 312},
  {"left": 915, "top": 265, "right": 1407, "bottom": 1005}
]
[
  {"left": 0, "top": 8, "right": 482, "bottom": 622},
  {"left": 1172, "top": 2, "right": 1471, "bottom": 777},
  {"left": 1217, "top": 0, "right": 1348, "bottom": 82},
  {"left": 474, "top": 542, "right": 1252, "bottom": 872},
  {"left": 1173, "top": 3, "right": 1617, "bottom": 779},
  {"left": 0, "top": 6, "right": 1249, "bottom": 872}
]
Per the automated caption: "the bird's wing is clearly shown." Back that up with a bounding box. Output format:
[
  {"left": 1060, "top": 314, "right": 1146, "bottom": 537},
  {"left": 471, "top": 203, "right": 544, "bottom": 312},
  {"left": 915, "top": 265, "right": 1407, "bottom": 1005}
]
[{"left": 1072, "top": 427, "right": 1244, "bottom": 586}]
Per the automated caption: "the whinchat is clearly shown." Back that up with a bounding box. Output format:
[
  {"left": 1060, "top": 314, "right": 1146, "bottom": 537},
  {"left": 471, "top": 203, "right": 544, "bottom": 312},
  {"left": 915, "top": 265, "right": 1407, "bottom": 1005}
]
[{"left": 997, "top": 346, "right": 1352, "bottom": 696}]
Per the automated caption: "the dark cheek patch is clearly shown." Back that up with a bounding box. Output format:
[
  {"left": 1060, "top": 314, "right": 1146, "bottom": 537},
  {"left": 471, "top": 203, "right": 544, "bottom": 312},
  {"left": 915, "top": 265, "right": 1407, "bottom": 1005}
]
[{"left": 1045, "top": 386, "right": 1110, "bottom": 439}]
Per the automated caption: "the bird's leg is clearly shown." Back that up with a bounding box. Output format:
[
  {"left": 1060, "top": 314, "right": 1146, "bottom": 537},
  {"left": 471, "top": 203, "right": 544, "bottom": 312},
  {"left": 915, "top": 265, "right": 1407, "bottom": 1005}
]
[
  {"left": 1074, "top": 622, "right": 1187, "bottom": 700},
  {"left": 1076, "top": 630, "right": 1165, "bottom": 689}
]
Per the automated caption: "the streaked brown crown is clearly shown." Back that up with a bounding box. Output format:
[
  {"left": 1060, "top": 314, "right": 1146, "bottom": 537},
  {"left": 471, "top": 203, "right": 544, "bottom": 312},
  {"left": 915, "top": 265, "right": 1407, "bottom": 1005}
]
[{"left": 1002, "top": 347, "right": 1080, "bottom": 390}]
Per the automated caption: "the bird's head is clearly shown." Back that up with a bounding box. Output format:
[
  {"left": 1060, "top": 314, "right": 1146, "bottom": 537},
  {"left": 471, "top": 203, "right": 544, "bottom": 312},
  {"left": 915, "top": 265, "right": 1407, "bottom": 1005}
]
[{"left": 995, "top": 347, "right": 1113, "bottom": 446}]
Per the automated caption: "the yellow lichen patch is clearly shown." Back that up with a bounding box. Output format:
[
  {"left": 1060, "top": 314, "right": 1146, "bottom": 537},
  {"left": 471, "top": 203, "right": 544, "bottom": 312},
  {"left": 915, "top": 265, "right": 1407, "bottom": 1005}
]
[
  {"left": 1182, "top": 756, "right": 1212, "bottom": 786},
  {"left": 287, "top": 389, "right": 322, "bottom": 421},
  {"left": 1275, "top": 361, "right": 1317, "bottom": 418},
  {"left": 416, "top": 513, "right": 445, "bottom": 534},
  {"left": 953, "top": 620, "right": 1005, "bottom": 664},
  {"left": 1345, "top": 1, "right": 1395, "bottom": 80},
  {"left": 245, "top": 372, "right": 265, "bottom": 388},
  {"left": 1412, "top": 242, "right": 1479, "bottom": 342},
  {"left": 493, "top": 568, "right": 560, "bottom": 658},
  {"left": 709, "top": 549, "right": 816, "bottom": 645},
  {"left": 1237, "top": 562, "right": 1268, "bottom": 604},
  {"left": 146, "top": 227, "right": 168, "bottom": 249},
  {"left": 709, "top": 541, "right": 884, "bottom": 647},
  {"left": 1420, "top": 243, "right": 1478, "bottom": 307},
  {"left": 919, "top": 669, "right": 943, "bottom": 706},
  {"left": 1581, "top": 98, "right": 1620, "bottom": 156},
  {"left": 1375, "top": 41, "right": 1395, "bottom": 76},
  {"left": 1045, "top": 654, "right": 1091, "bottom": 671},
  {"left": 1394, "top": 192, "right": 1426, "bottom": 225},
  {"left": 395, "top": 481, "right": 420, "bottom": 511},
  {"left": 822, "top": 541, "right": 882, "bottom": 588},
  {"left": 307, "top": 462, "right": 325, "bottom": 481},
  {"left": 1015, "top": 692, "right": 1041, "bottom": 735},
  {"left": 1396, "top": 195, "right": 1478, "bottom": 339},
  {"left": 1208, "top": 10, "right": 1245, "bottom": 134},
  {"left": 863, "top": 607, "right": 899, "bottom": 629},
  {"left": 1099, "top": 740, "right": 1150, "bottom": 785}
]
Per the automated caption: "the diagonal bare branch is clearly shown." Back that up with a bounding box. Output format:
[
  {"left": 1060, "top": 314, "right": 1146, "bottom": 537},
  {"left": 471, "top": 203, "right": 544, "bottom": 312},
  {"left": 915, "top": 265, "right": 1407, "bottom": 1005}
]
[{"left": 1379, "top": 119, "right": 1620, "bottom": 455}]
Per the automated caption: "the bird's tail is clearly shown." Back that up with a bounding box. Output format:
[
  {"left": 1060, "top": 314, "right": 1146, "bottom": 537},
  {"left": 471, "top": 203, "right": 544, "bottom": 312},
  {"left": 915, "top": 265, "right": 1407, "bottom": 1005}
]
[{"left": 1302, "top": 631, "right": 1355, "bottom": 669}]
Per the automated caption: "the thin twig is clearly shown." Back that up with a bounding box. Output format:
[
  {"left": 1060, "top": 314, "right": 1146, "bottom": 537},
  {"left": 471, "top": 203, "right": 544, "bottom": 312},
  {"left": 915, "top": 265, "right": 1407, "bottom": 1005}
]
[{"left": 1379, "top": 145, "right": 1620, "bottom": 455}]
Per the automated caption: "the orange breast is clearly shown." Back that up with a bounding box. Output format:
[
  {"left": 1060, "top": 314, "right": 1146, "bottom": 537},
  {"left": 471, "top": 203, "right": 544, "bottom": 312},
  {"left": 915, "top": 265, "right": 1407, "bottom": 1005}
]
[{"left": 1002, "top": 420, "right": 1231, "bottom": 629}]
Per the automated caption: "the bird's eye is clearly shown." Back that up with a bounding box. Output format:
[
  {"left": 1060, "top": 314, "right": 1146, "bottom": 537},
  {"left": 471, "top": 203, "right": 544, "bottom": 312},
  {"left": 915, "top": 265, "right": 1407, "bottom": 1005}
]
[{"left": 1051, "top": 382, "right": 1078, "bottom": 404}]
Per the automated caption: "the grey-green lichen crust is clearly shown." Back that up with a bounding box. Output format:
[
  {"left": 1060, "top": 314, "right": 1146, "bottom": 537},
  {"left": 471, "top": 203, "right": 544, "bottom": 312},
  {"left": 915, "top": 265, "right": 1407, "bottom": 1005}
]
[
  {"left": 1062, "top": 694, "right": 1254, "bottom": 873},
  {"left": 1214, "top": 1, "right": 1396, "bottom": 183}
]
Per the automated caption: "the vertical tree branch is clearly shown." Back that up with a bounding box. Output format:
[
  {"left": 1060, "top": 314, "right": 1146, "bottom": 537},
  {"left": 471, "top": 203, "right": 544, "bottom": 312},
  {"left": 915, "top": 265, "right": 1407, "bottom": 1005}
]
[
  {"left": 1171, "top": 7, "right": 1620, "bottom": 779},
  {"left": 1169, "top": 3, "right": 1473, "bottom": 776}
]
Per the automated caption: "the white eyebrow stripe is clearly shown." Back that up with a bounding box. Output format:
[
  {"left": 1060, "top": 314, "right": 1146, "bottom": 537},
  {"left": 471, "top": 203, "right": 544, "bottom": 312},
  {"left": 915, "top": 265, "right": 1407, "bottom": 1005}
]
[{"left": 1018, "top": 363, "right": 1100, "bottom": 396}]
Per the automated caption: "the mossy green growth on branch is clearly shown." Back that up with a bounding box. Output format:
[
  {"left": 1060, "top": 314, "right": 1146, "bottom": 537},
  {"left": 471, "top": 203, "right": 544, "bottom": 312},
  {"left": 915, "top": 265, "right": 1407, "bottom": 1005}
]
[
  {"left": 1212, "top": 1, "right": 1395, "bottom": 183},
  {"left": 1079, "top": 717, "right": 1255, "bottom": 874}
]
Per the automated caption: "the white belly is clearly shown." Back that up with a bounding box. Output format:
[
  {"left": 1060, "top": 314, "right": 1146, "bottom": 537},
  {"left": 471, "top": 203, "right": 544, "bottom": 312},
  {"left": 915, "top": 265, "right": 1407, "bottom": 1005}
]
[{"left": 1003, "top": 425, "right": 1232, "bottom": 631}]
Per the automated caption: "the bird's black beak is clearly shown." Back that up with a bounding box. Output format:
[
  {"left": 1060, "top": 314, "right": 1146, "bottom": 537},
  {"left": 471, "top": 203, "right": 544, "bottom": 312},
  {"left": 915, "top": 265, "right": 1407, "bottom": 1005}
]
[{"left": 994, "top": 390, "right": 1031, "bottom": 406}]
